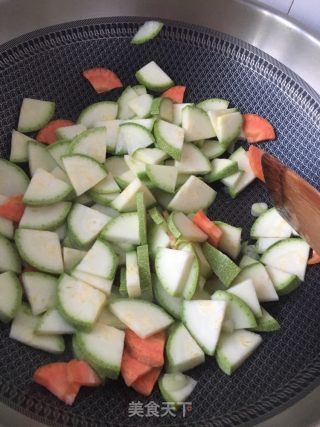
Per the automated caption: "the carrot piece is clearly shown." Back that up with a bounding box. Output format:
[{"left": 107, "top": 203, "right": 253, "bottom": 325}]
[
  {"left": 33, "top": 363, "right": 80, "bottom": 405},
  {"left": 192, "top": 210, "right": 222, "bottom": 247},
  {"left": 0, "top": 194, "right": 25, "bottom": 222},
  {"left": 83, "top": 68, "right": 123, "bottom": 93},
  {"left": 131, "top": 367, "right": 161, "bottom": 396},
  {"left": 36, "top": 119, "right": 74, "bottom": 144},
  {"left": 161, "top": 85, "right": 186, "bottom": 103},
  {"left": 308, "top": 249, "right": 320, "bottom": 265},
  {"left": 125, "top": 329, "right": 165, "bottom": 368},
  {"left": 243, "top": 113, "right": 276, "bottom": 144},
  {"left": 248, "top": 146, "right": 265, "bottom": 182},
  {"left": 121, "top": 349, "right": 153, "bottom": 386},
  {"left": 67, "top": 360, "right": 101, "bottom": 387}
]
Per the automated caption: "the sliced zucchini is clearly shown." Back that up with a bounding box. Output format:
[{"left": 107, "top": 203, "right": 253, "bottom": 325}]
[
  {"left": 97, "top": 306, "right": 126, "bottom": 329},
  {"left": 137, "top": 191, "right": 147, "bottom": 245},
  {"left": 255, "top": 237, "right": 284, "bottom": 254},
  {"left": 23, "top": 169, "right": 72, "bottom": 205},
  {"left": 63, "top": 246, "right": 86, "bottom": 272},
  {"left": 261, "top": 238, "right": 309, "bottom": 281},
  {"left": 239, "top": 255, "right": 258, "bottom": 268},
  {"left": 192, "top": 243, "right": 212, "bottom": 279},
  {"left": 0, "top": 159, "right": 29, "bottom": 196},
  {"left": 128, "top": 94, "right": 153, "bottom": 118},
  {"left": 215, "top": 330, "right": 262, "bottom": 375},
  {"left": 166, "top": 322, "right": 205, "bottom": 372},
  {"left": 250, "top": 207, "right": 292, "bottom": 239},
  {"left": 158, "top": 373, "right": 197, "bottom": 411},
  {"left": 131, "top": 20, "right": 164, "bottom": 44},
  {"left": 151, "top": 96, "right": 173, "bottom": 122},
  {"left": 172, "top": 103, "right": 193, "bottom": 126},
  {"left": 148, "top": 206, "right": 166, "bottom": 225},
  {"left": 168, "top": 176, "right": 217, "bottom": 213},
  {"left": 200, "top": 139, "right": 226, "bottom": 160},
  {"left": 57, "top": 274, "right": 106, "bottom": 330},
  {"left": 204, "top": 159, "right": 238, "bottom": 183},
  {"left": 251, "top": 202, "right": 268, "bottom": 217},
  {"left": 71, "top": 269, "right": 113, "bottom": 294},
  {"left": 175, "top": 142, "right": 211, "bottom": 176},
  {"left": 227, "top": 147, "right": 255, "bottom": 198},
  {"left": 0, "top": 272, "right": 22, "bottom": 322},
  {"left": 111, "top": 178, "right": 156, "bottom": 212},
  {"left": 0, "top": 217, "right": 14, "bottom": 240},
  {"left": 135, "top": 61, "right": 174, "bottom": 92},
  {"left": 136, "top": 244, "right": 153, "bottom": 301},
  {"left": 215, "top": 221, "right": 242, "bottom": 260},
  {"left": 17, "top": 98, "right": 55, "bottom": 133},
  {"left": 0, "top": 235, "right": 21, "bottom": 273},
  {"left": 251, "top": 307, "right": 280, "bottom": 332},
  {"left": 168, "top": 212, "right": 207, "bottom": 242},
  {"left": 15, "top": 229, "right": 63, "bottom": 274},
  {"left": 36, "top": 308, "right": 75, "bottom": 335},
  {"left": 69, "top": 127, "right": 107, "bottom": 163},
  {"left": 77, "top": 101, "right": 118, "bottom": 127},
  {"left": 133, "top": 147, "right": 168, "bottom": 165},
  {"left": 182, "top": 106, "right": 215, "bottom": 142},
  {"left": 126, "top": 251, "right": 141, "bottom": 298},
  {"left": 146, "top": 164, "right": 178, "bottom": 193},
  {"left": 265, "top": 265, "right": 300, "bottom": 296},
  {"left": 153, "top": 119, "right": 184, "bottom": 161},
  {"left": 10, "top": 130, "right": 34, "bottom": 163},
  {"left": 117, "top": 86, "right": 137, "bottom": 120},
  {"left": 132, "top": 85, "right": 147, "bottom": 96},
  {"left": 154, "top": 275, "right": 182, "bottom": 319},
  {"left": 21, "top": 272, "right": 57, "bottom": 315},
  {"left": 47, "top": 139, "right": 71, "bottom": 169},
  {"left": 91, "top": 172, "right": 120, "bottom": 194},
  {"left": 119, "top": 123, "right": 155, "bottom": 155},
  {"left": 19, "top": 201, "right": 72, "bottom": 230},
  {"left": 179, "top": 243, "right": 200, "bottom": 300},
  {"left": 28, "top": 140, "right": 57, "bottom": 176},
  {"left": 56, "top": 123, "right": 86, "bottom": 140},
  {"left": 101, "top": 212, "right": 140, "bottom": 245},
  {"left": 211, "top": 111, "right": 243, "bottom": 149},
  {"left": 182, "top": 299, "right": 227, "bottom": 355},
  {"left": 148, "top": 222, "right": 170, "bottom": 258},
  {"left": 227, "top": 279, "right": 262, "bottom": 317},
  {"left": 197, "top": 98, "right": 229, "bottom": 111}
]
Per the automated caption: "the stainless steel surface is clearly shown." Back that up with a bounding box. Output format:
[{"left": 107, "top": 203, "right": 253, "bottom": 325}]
[{"left": 1, "top": 0, "right": 320, "bottom": 426}]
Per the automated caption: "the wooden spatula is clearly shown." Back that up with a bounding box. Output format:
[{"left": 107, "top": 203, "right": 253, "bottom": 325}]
[{"left": 262, "top": 152, "right": 320, "bottom": 254}]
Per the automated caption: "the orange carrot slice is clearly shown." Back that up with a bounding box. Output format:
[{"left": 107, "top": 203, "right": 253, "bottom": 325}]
[
  {"left": 125, "top": 329, "right": 165, "bottom": 368},
  {"left": 161, "top": 85, "right": 186, "bottom": 103},
  {"left": 308, "top": 249, "right": 320, "bottom": 265},
  {"left": 243, "top": 113, "right": 276, "bottom": 144},
  {"left": 248, "top": 146, "right": 265, "bottom": 182},
  {"left": 131, "top": 367, "right": 161, "bottom": 396},
  {"left": 83, "top": 68, "right": 123, "bottom": 93},
  {"left": 0, "top": 194, "right": 25, "bottom": 223},
  {"left": 67, "top": 360, "right": 101, "bottom": 387},
  {"left": 192, "top": 210, "right": 222, "bottom": 247},
  {"left": 121, "top": 349, "right": 153, "bottom": 386},
  {"left": 36, "top": 119, "right": 74, "bottom": 144}
]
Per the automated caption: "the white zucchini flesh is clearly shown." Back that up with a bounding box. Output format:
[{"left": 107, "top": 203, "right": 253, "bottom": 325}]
[
  {"left": 155, "top": 248, "right": 195, "bottom": 297},
  {"left": 200, "top": 139, "right": 226, "bottom": 160},
  {"left": 77, "top": 101, "right": 118, "bottom": 127},
  {"left": 232, "top": 262, "right": 279, "bottom": 302},
  {"left": 192, "top": 243, "right": 212, "bottom": 279},
  {"left": 131, "top": 21, "right": 164, "bottom": 44},
  {"left": 215, "top": 221, "right": 242, "bottom": 260},
  {"left": 111, "top": 178, "right": 156, "bottom": 212},
  {"left": 127, "top": 94, "right": 153, "bottom": 118},
  {"left": 180, "top": 244, "right": 200, "bottom": 300},
  {"left": 227, "top": 147, "right": 255, "bottom": 197},
  {"left": 119, "top": 123, "right": 155, "bottom": 155},
  {"left": 256, "top": 237, "right": 284, "bottom": 253},
  {"left": 50, "top": 166, "right": 72, "bottom": 185},
  {"left": 117, "top": 86, "right": 138, "bottom": 120},
  {"left": 10, "top": 130, "right": 34, "bottom": 163},
  {"left": 47, "top": 139, "right": 71, "bottom": 170},
  {"left": 135, "top": 61, "right": 174, "bottom": 92},
  {"left": 69, "top": 127, "right": 107, "bottom": 163},
  {"left": 109, "top": 298, "right": 173, "bottom": 338},
  {"left": 182, "top": 106, "right": 215, "bottom": 142},
  {"left": 21, "top": 272, "right": 57, "bottom": 315},
  {"left": 10, "top": 304, "right": 64, "bottom": 354},
  {"left": 212, "top": 290, "right": 257, "bottom": 329},
  {"left": 23, "top": 168, "right": 72, "bottom": 205},
  {"left": 222, "top": 171, "right": 243, "bottom": 188},
  {"left": 265, "top": 265, "right": 300, "bottom": 296},
  {"left": 56, "top": 124, "right": 86, "bottom": 140},
  {"left": 101, "top": 212, "right": 140, "bottom": 245},
  {"left": 36, "top": 308, "right": 75, "bottom": 335},
  {"left": 175, "top": 142, "right": 211, "bottom": 175},
  {"left": 153, "top": 275, "right": 182, "bottom": 319},
  {"left": 71, "top": 269, "right": 113, "bottom": 294},
  {"left": 126, "top": 251, "right": 141, "bottom": 298},
  {"left": 19, "top": 201, "right": 72, "bottom": 230},
  {"left": 76, "top": 324, "right": 125, "bottom": 380},
  {"left": 105, "top": 156, "right": 129, "bottom": 176},
  {"left": 227, "top": 279, "right": 262, "bottom": 318},
  {"left": 159, "top": 373, "right": 197, "bottom": 409},
  {"left": 92, "top": 172, "right": 120, "bottom": 194},
  {"left": 0, "top": 159, "right": 29, "bottom": 196},
  {"left": 67, "top": 203, "right": 110, "bottom": 247},
  {"left": 250, "top": 208, "right": 293, "bottom": 238},
  {"left": 57, "top": 274, "right": 106, "bottom": 330},
  {"left": 0, "top": 235, "right": 21, "bottom": 274},
  {"left": 124, "top": 155, "right": 147, "bottom": 180},
  {"left": 151, "top": 97, "right": 173, "bottom": 122},
  {"left": 182, "top": 299, "right": 227, "bottom": 355},
  {"left": 173, "top": 103, "right": 193, "bottom": 126},
  {"left": 261, "top": 238, "right": 310, "bottom": 281},
  {"left": 15, "top": 229, "right": 63, "bottom": 274},
  {"left": 204, "top": 159, "right": 238, "bottom": 183},
  {"left": 0, "top": 272, "right": 22, "bottom": 323},
  {"left": 28, "top": 140, "right": 57, "bottom": 176},
  {"left": 146, "top": 164, "right": 178, "bottom": 193},
  {"left": 168, "top": 212, "right": 207, "bottom": 242},
  {"left": 215, "top": 111, "right": 243, "bottom": 148},
  {"left": 97, "top": 307, "right": 126, "bottom": 330},
  {"left": 63, "top": 247, "right": 86, "bottom": 273},
  {"left": 251, "top": 202, "right": 268, "bottom": 217},
  {"left": 153, "top": 119, "right": 185, "bottom": 161},
  {"left": 166, "top": 322, "right": 205, "bottom": 373},
  {"left": 122, "top": 118, "right": 155, "bottom": 131},
  {"left": 76, "top": 239, "right": 118, "bottom": 280},
  {"left": 0, "top": 216, "right": 14, "bottom": 239},
  {"left": 216, "top": 330, "right": 262, "bottom": 375},
  {"left": 239, "top": 255, "right": 258, "bottom": 268},
  {"left": 148, "top": 223, "right": 170, "bottom": 258},
  {"left": 94, "top": 120, "right": 120, "bottom": 153},
  {"left": 63, "top": 154, "right": 107, "bottom": 196},
  {"left": 132, "top": 85, "right": 147, "bottom": 96},
  {"left": 168, "top": 176, "right": 217, "bottom": 213},
  {"left": 197, "top": 98, "right": 229, "bottom": 111},
  {"left": 133, "top": 147, "right": 168, "bottom": 165},
  {"left": 17, "top": 98, "right": 55, "bottom": 133},
  {"left": 91, "top": 204, "right": 119, "bottom": 218}
]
